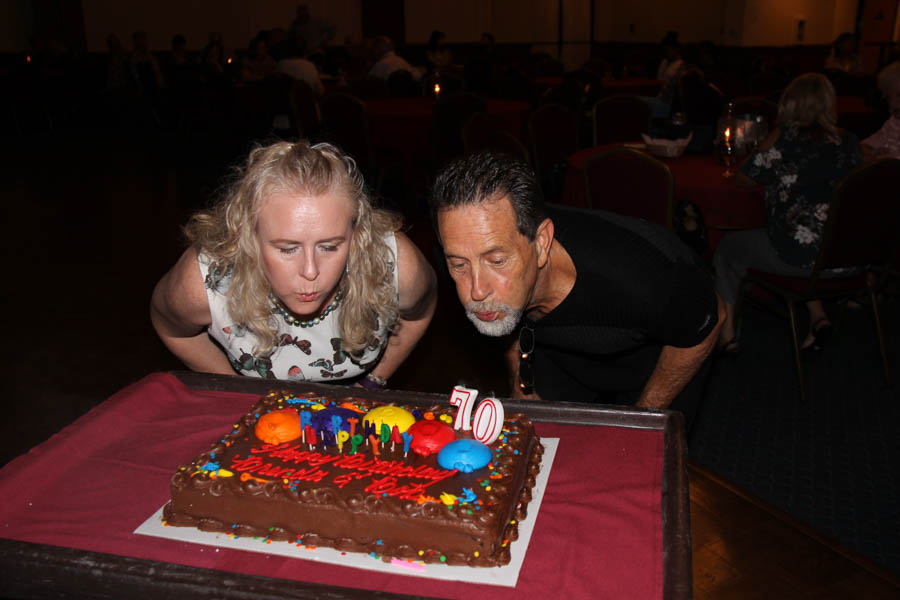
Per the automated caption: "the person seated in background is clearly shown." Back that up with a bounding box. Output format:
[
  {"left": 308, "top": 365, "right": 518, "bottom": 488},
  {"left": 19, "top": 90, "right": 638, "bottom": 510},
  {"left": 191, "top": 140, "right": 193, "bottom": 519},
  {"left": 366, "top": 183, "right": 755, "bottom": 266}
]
[
  {"left": 425, "top": 30, "right": 453, "bottom": 71},
  {"left": 273, "top": 40, "right": 325, "bottom": 95},
  {"left": 430, "top": 152, "right": 724, "bottom": 431},
  {"left": 151, "top": 141, "right": 437, "bottom": 387},
  {"left": 465, "top": 33, "right": 497, "bottom": 94},
  {"left": 713, "top": 73, "right": 862, "bottom": 354},
  {"left": 862, "top": 61, "right": 900, "bottom": 159},
  {"left": 644, "top": 32, "right": 684, "bottom": 119},
  {"left": 128, "top": 31, "right": 165, "bottom": 94},
  {"left": 290, "top": 3, "right": 336, "bottom": 63},
  {"left": 202, "top": 32, "right": 230, "bottom": 79},
  {"left": 104, "top": 34, "right": 129, "bottom": 91},
  {"left": 656, "top": 32, "right": 685, "bottom": 83},
  {"left": 241, "top": 35, "right": 277, "bottom": 82},
  {"left": 369, "top": 35, "right": 423, "bottom": 82},
  {"left": 825, "top": 33, "right": 863, "bottom": 74}
]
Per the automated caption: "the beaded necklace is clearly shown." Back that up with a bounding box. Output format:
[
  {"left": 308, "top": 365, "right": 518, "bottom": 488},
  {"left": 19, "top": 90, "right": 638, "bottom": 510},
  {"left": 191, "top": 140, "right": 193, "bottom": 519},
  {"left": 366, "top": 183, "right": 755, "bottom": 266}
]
[{"left": 271, "top": 289, "right": 343, "bottom": 328}]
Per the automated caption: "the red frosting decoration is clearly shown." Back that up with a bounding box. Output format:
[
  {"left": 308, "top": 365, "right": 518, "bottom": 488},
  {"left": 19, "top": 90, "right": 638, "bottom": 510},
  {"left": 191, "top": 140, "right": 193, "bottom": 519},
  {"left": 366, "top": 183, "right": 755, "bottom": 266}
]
[{"left": 408, "top": 419, "right": 457, "bottom": 456}]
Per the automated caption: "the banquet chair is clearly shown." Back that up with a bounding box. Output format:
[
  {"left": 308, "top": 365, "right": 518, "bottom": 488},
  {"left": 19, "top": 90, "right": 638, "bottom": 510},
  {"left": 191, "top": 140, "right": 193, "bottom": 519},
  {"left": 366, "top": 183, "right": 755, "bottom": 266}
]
[
  {"left": 432, "top": 91, "right": 487, "bottom": 165},
  {"left": 495, "top": 67, "right": 535, "bottom": 103},
  {"left": 528, "top": 103, "right": 579, "bottom": 201},
  {"left": 739, "top": 158, "right": 900, "bottom": 402},
  {"left": 386, "top": 69, "right": 419, "bottom": 98},
  {"left": 319, "top": 92, "right": 380, "bottom": 187},
  {"left": 592, "top": 96, "right": 651, "bottom": 146},
  {"left": 462, "top": 113, "right": 530, "bottom": 164},
  {"left": 582, "top": 148, "right": 673, "bottom": 228},
  {"left": 288, "top": 79, "right": 320, "bottom": 139}
]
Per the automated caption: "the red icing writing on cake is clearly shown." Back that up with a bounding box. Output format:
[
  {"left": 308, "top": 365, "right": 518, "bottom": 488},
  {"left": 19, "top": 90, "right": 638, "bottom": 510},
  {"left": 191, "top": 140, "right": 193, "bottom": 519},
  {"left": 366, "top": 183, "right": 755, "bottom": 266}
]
[{"left": 230, "top": 443, "right": 459, "bottom": 493}]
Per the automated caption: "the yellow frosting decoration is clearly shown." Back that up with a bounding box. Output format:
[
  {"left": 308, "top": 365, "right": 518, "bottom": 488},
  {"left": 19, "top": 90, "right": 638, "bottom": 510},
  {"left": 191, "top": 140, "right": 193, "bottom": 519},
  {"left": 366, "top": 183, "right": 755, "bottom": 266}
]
[{"left": 362, "top": 405, "right": 416, "bottom": 433}]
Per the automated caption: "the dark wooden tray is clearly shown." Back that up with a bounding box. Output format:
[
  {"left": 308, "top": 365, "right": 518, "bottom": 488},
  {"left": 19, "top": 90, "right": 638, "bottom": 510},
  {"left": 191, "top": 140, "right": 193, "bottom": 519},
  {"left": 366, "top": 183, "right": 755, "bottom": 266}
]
[{"left": 0, "top": 371, "right": 691, "bottom": 599}]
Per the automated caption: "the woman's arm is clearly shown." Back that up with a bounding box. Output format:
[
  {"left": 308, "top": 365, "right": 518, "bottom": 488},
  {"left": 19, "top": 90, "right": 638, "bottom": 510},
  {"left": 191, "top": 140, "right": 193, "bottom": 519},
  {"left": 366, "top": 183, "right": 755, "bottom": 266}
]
[
  {"left": 150, "top": 246, "right": 237, "bottom": 375},
  {"left": 366, "top": 232, "right": 437, "bottom": 382},
  {"left": 735, "top": 127, "right": 781, "bottom": 188}
]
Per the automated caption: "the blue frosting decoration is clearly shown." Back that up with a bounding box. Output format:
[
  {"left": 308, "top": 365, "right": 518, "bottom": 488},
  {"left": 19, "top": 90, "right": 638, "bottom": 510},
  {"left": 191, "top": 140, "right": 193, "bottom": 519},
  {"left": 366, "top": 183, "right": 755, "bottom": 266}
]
[{"left": 437, "top": 439, "right": 492, "bottom": 473}]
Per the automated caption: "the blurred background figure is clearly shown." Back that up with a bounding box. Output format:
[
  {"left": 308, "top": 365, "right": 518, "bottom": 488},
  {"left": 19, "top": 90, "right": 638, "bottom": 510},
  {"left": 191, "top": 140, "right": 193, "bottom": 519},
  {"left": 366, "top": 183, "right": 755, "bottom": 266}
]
[
  {"left": 862, "top": 62, "right": 900, "bottom": 160},
  {"left": 825, "top": 33, "right": 863, "bottom": 74},
  {"left": 274, "top": 39, "right": 325, "bottom": 96},
  {"left": 465, "top": 33, "right": 497, "bottom": 94},
  {"left": 202, "top": 32, "right": 227, "bottom": 79},
  {"left": 290, "top": 3, "right": 336, "bottom": 67},
  {"left": 104, "top": 33, "right": 128, "bottom": 91},
  {"left": 129, "top": 31, "right": 164, "bottom": 94},
  {"left": 241, "top": 34, "right": 276, "bottom": 82},
  {"left": 170, "top": 33, "right": 188, "bottom": 67},
  {"left": 642, "top": 31, "right": 684, "bottom": 120},
  {"left": 369, "top": 35, "right": 423, "bottom": 81},
  {"left": 425, "top": 30, "right": 453, "bottom": 72}
]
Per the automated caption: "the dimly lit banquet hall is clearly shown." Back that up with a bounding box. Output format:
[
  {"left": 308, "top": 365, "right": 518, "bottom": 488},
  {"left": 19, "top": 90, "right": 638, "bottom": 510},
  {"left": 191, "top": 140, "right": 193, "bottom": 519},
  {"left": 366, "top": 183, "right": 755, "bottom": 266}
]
[{"left": 2, "top": 1, "right": 899, "bottom": 597}]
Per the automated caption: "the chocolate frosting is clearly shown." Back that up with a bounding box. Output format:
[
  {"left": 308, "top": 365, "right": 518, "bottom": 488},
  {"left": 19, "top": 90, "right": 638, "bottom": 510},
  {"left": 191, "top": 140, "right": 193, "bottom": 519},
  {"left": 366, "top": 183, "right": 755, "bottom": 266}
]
[{"left": 164, "top": 391, "right": 543, "bottom": 567}]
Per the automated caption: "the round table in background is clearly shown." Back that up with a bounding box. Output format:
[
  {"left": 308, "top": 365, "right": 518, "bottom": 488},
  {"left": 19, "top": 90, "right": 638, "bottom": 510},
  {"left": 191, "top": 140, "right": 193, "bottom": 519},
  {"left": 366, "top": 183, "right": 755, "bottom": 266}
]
[{"left": 562, "top": 145, "right": 765, "bottom": 252}]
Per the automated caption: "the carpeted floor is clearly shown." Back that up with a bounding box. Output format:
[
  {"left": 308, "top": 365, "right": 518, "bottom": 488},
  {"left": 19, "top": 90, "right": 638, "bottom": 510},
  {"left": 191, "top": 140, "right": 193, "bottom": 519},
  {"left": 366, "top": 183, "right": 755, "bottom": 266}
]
[{"left": 689, "top": 296, "right": 900, "bottom": 577}]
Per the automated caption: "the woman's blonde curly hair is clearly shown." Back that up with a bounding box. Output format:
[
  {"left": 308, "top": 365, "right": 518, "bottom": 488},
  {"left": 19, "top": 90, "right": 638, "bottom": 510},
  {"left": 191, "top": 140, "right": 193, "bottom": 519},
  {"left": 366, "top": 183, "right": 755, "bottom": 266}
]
[
  {"left": 185, "top": 140, "right": 400, "bottom": 357},
  {"left": 777, "top": 73, "right": 841, "bottom": 143}
]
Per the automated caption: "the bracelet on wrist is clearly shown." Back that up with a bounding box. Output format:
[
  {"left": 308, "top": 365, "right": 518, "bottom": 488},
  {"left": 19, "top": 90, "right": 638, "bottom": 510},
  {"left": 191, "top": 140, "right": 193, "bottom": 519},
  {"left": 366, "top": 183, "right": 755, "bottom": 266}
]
[{"left": 359, "top": 373, "right": 387, "bottom": 390}]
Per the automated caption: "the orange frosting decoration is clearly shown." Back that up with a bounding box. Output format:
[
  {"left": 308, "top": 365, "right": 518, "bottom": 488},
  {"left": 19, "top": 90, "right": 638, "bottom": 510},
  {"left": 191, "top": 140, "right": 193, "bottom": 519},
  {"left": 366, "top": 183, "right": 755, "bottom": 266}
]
[{"left": 254, "top": 409, "right": 303, "bottom": 445}]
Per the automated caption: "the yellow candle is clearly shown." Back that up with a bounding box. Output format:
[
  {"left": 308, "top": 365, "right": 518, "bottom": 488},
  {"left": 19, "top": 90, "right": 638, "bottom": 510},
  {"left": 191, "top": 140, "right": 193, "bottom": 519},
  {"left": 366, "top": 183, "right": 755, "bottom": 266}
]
[{"left": 336, "top": 430, "right": 350, "bottom": 452}]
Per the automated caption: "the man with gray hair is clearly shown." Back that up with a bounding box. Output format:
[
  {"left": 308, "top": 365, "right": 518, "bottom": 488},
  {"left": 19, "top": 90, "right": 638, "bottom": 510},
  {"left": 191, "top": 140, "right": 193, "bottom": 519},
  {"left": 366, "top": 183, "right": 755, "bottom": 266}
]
[{"left": 430, "top": 152, "right": 724, "bottom": 430}]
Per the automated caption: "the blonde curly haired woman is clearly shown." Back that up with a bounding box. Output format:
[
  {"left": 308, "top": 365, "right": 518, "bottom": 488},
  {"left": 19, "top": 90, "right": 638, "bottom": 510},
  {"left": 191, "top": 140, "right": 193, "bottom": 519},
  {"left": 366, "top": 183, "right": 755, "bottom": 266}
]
[{"left": 151, "top": 141, "right": 436, "bottom": 387}]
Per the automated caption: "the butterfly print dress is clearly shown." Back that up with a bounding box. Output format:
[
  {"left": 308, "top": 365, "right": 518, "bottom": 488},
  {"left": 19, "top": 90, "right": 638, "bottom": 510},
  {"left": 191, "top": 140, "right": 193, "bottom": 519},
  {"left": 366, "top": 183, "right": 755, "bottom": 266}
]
[{"left": 197, "top": 233, "right": 398, "bottom": 381}]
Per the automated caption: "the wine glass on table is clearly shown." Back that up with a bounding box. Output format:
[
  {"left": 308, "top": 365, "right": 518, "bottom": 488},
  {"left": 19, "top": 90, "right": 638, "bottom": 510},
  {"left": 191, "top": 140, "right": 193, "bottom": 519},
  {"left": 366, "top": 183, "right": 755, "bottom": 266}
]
[{"left": 749, "top": 116, "right": 768, "bottom": 154}]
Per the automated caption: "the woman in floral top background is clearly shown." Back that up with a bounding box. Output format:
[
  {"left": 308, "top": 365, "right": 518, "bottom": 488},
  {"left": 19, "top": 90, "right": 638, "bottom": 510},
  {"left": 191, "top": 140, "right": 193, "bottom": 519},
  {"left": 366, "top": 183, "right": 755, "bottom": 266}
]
[{"left": 713, "top": 73, "right": 862, "bottom": 353}]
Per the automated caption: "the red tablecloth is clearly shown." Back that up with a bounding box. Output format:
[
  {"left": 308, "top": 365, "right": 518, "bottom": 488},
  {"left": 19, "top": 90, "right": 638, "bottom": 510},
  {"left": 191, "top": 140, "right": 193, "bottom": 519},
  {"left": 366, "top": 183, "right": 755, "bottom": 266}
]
[
  {"left": 0, "top": 373, "right": 665, "bottom": 599},
  {"left": 562, "top": 146, "right": 765, "bottom": 251}
]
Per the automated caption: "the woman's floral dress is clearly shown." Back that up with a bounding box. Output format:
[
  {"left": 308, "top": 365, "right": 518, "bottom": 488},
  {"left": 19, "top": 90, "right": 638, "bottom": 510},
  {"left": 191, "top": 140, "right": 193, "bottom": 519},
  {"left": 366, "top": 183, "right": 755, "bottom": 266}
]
[{"left": 740, "top": 126, "right": 862, "bottom": 268}]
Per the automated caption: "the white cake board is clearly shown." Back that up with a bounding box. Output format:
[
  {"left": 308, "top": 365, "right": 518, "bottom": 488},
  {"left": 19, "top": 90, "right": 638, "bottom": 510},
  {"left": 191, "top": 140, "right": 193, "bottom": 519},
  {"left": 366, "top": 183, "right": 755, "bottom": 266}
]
[{"left": 136, "top": 438, "right": 558, "bottom": 587}]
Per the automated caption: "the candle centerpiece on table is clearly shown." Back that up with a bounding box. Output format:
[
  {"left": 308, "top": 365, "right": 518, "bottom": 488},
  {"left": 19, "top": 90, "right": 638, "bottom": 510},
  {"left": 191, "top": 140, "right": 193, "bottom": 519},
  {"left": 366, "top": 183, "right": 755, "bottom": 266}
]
[{"left": 721, "top": 126, "right": 736, "bottom": 178}]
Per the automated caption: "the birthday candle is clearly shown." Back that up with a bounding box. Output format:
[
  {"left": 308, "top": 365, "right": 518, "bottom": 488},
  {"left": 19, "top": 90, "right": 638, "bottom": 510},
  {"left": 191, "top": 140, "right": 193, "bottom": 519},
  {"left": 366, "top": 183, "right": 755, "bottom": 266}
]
[
  {"left": 337, "top": 430, "right": 350, "bottom": 453},
  {"left": 449, "top": 386, "right": 478, "bottom": 430},
  {"left": 472, "top": 397, "right": 505, "bottom": 445},
  {"left": 300, "top": 410, "right": 312, "bottom": 442}
]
